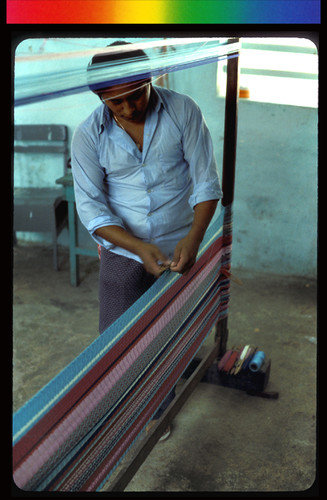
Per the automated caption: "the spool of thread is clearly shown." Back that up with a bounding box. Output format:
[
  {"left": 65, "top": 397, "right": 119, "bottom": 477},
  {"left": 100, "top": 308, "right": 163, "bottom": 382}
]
[
  {"left": 249, "top": 351, "right": 265, "bottom": 372},
  {"left": 217, "top": 349, "right": 233, "bottom": 371}
]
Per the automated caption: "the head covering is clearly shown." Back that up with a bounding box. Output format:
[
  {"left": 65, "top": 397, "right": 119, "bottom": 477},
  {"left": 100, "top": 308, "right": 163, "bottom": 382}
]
[{"left": 87, "top": 41, "right": 151, "bottom": 94}]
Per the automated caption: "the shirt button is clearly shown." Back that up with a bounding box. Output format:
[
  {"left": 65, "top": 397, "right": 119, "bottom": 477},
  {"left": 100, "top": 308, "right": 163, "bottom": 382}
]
[
  {"left": 147, "top": 188, "right": 152, "bottom": 193},
  {"left": 148, "top": 212, "right": 152, "bottom": 217}
]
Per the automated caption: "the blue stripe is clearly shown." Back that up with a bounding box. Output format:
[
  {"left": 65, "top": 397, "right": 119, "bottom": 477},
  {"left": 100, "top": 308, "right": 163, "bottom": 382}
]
[{"left": 13, "top": 207, "right": 226, "bottom": 444}]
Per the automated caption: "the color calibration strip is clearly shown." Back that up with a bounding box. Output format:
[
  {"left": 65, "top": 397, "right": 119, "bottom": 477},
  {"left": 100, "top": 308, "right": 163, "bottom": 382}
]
[{"left": 7, "top": 0, "right": 320, "bottom": 24}]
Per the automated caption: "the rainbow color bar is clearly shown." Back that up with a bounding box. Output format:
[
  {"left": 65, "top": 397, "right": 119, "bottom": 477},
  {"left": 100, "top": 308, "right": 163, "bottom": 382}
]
[{"left": 7, "top": 0, "right": 320, "bottom": 24}]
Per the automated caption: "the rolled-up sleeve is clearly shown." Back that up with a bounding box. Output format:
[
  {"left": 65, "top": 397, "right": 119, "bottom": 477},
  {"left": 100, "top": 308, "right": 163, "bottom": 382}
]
[
  {"left": 181, "top": 97, "right": 223, "bottom": 209},
  {"left": 71, "top": 123, "right": 125, "bottom": 248}
]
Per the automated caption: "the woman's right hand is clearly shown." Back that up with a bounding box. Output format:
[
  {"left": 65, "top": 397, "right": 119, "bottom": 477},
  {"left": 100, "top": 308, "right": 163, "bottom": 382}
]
[
  {"left": 136, "top": 242, "right": 171, "bottom": 277},
  {"left": 95, "top": 225, "right": 170, "bottom": 277}
]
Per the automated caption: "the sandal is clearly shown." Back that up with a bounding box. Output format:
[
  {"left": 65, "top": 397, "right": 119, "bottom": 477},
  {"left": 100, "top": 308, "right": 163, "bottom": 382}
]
[{"left": 146, "top": 421, "right": 171, "bottom": 441}]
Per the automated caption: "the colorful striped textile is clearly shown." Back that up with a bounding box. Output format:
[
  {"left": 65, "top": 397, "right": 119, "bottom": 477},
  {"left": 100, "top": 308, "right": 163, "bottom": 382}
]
[{"left": 13, "top": 204, "right": 232, "bottom": 492}]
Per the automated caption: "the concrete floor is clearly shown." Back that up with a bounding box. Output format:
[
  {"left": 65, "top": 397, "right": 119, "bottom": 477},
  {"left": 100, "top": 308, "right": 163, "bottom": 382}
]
[{"left": 12, "top": 243, "right": 317, "bottom": 493}]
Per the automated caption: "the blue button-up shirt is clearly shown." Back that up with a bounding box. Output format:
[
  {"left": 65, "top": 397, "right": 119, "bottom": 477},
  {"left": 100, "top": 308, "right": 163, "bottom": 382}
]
[{"left": 71, "top": 85, "right": 223, "bottom": 263}]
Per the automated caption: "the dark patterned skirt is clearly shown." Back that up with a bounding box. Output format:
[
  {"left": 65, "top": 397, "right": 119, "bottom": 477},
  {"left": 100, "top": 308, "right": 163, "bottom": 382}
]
[{"left": 98, "top": 248, "right": 157, "bottom": 334}]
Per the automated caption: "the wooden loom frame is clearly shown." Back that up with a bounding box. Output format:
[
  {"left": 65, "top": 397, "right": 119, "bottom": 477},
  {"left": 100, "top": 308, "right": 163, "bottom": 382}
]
[{"left": 104, "top": 40, "right": 240, "bottom": 492}]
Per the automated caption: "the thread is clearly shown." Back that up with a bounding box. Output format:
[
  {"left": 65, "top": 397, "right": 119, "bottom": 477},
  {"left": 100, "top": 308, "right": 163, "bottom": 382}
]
[
  {"left": 14, "top": 38, "right": 240, "bottom": 106},
  {"left": 249, "top": 351, "right": 265, "bottom": 372}
]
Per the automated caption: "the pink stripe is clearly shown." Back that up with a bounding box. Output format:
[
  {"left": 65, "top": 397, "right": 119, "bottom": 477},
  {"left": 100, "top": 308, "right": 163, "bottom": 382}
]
[
  {"left": 15, "top": 238, "right": 225, "bottom": 472},
  {"left": 67, "top": 277, "right": 224, "bottom": 490},
  {"left": 85, "top": 287, "right": 222, "bottom": 490},
  {"left": 14, "top": 248, "right": 223, "bottom": 487}
]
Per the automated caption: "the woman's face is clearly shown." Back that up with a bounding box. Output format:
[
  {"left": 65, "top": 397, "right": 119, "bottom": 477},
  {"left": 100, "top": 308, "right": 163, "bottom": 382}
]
[{"left": 100, "top": 80, "right": 151, "bottom": 124}]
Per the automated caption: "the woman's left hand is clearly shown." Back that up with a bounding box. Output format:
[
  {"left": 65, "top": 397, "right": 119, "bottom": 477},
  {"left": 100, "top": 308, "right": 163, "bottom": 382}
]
[{"left": 170, "top": 233, "right": 201, "bottom": 275}]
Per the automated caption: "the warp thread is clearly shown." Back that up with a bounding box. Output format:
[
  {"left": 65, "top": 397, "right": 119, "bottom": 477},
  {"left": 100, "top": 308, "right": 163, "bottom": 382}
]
[
  {"left": 13, "top": 205, "right": 233, "bottom": 492},
  {"left": 14, "top": 38, "right": 240, "bottom": 106}
]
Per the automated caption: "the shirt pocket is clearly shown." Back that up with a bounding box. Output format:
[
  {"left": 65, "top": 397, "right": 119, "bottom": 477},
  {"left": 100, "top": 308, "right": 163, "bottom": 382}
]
[
  {"left": 99, "top": 141, "right": 140, "bottom": 180},
  {"left": 158, "top": 130, "right": 188, "bottom": 190}
]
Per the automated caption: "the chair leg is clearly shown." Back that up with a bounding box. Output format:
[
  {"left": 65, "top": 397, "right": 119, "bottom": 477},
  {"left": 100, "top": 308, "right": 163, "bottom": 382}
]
[{"left": 52, "top": 231, "right": 59, "bottom": 271}]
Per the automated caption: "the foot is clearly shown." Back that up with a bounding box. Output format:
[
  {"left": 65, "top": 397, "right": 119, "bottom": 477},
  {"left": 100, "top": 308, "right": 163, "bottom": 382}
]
[
  {"left": 159, "top": 425, "right": 171, "bottom": 441},
  {"left": 146, "top": 421, "right": 171, "bottom": 441}
]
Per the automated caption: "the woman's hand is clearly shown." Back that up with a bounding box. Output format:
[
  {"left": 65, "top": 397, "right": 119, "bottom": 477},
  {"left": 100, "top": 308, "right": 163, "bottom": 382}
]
[
  {"left": 136, "top": 242, "right": 171, "bottom": 277},
  {"left": 170, "top": 200, "right": 218, "bottom": 275},
  {"left": 170, "top": 233, "right": 201, "bottom": 275}
]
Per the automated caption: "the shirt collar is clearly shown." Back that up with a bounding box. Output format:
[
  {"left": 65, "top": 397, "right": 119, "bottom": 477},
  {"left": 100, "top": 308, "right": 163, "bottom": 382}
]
[
  {"left": 150, "top": 85, "right": 164, "bottom": 113},
  {"left": 98, "top": 105, "right": 110, "bottom": 135}
]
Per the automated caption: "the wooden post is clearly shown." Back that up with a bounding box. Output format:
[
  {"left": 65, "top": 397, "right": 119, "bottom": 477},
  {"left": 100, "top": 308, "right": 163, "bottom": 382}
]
[
  {"left": 215, "top": 43, "right": 240, "bottom": 357},
  {"left": 215, "top": 316, "right": 229, "bottom": 360},
  {"left": 221, "top": 48, "right": 240, "bottom": 207}
]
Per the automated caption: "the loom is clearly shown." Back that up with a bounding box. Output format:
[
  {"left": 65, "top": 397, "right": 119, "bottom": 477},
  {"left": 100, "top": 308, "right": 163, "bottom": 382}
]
[{"left": 13, "top": 37, "right": 241, "bottom": 491}]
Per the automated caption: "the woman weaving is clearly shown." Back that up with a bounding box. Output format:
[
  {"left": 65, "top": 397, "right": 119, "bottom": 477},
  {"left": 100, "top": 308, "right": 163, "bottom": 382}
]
[{"left": 71, "top": 41, "right": 222, "bottom": 438}]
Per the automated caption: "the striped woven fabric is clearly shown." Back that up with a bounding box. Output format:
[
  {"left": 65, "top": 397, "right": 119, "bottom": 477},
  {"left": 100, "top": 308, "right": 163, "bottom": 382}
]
[{"left": 13, "top": 204, "right": 232, "bottom": 492}]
